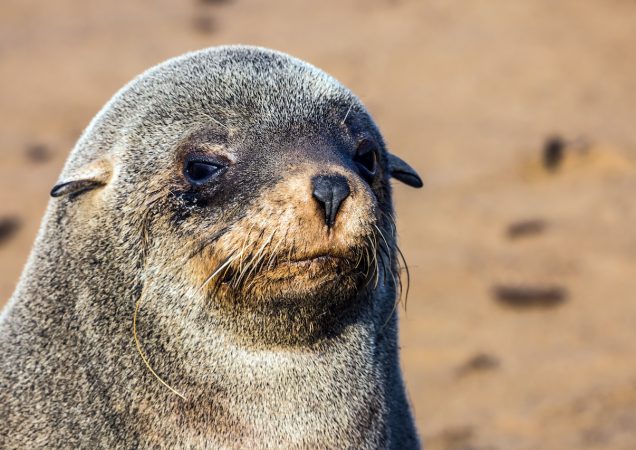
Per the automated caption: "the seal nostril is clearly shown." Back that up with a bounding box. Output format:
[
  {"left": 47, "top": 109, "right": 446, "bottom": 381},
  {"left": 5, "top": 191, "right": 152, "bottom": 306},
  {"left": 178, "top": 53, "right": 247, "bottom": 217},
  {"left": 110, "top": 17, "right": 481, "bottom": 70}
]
[{"left": 312, "top": 175, "right": 351, "bottom": 228}]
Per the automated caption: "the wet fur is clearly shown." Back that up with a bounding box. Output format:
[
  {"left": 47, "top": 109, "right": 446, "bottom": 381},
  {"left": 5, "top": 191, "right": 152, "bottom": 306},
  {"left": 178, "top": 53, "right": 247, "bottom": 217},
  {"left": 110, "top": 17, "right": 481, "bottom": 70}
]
[{"left": 0, "top": 46, "right": 419, "bottom": 449}]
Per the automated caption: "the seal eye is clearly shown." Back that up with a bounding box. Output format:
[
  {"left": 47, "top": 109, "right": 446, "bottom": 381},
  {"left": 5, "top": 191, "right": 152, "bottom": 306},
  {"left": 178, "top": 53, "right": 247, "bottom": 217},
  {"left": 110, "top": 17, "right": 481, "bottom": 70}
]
[
  {"left": 185, "top": 160, "right": 222, "bottom": 185},
  {"left": 354, "top": 140, "right": 378, "bottom": 180}
]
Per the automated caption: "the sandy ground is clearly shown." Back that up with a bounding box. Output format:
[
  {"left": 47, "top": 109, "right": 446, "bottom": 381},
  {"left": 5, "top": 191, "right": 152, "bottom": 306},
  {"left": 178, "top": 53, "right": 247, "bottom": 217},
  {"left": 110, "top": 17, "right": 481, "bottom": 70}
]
[{"left": 1, "top": 0, "right": 636, "bottom": 448}]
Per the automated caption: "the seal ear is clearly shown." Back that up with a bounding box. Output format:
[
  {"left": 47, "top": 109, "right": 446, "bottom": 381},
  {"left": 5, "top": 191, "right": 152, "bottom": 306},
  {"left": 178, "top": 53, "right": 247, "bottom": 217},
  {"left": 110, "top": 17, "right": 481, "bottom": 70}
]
[
  {"left": 51, "top": 159, "right": 112, "bottom": 198},
  {"left": 387, "top": 154, "right": 423, "bottom": 188}
]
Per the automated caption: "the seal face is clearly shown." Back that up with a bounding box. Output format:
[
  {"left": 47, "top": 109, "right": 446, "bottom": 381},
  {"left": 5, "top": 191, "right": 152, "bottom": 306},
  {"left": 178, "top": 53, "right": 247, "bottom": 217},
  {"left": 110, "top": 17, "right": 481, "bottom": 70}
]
[
  {"left": 53, "top": 46, "right": 420, "bottom": 347},
  {"left": 165, "top": 114, "right": 387, "bottom": 346}
]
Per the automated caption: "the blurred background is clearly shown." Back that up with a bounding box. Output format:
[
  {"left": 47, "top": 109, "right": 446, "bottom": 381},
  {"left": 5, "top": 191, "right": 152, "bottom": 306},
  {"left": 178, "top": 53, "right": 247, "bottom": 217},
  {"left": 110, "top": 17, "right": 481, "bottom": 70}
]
[{"left": 1, "top": 0, "right": 636, "bottom": 448}]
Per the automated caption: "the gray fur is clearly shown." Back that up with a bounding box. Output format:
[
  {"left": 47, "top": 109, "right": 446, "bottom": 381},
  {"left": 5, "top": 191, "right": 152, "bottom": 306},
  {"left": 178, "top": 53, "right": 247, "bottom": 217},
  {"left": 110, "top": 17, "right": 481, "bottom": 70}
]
[{"left": 0, "top": 46, "right": 420, "bottom": 449}]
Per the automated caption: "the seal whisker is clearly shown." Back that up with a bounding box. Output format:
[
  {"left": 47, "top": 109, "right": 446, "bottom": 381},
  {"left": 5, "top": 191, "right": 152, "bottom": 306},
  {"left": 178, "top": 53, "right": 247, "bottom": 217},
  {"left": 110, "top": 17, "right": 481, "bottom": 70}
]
[
  {"left": 235, "top": 228, "right": 249, "bottom": 274},
  {"left": 354, "top": 248, "right": 363, "bottom": 270},
  {"left": 362, "top": 235, "right": 378, "bottom": 289},
  {"left": 361, "top": 240, "right": 371, "bottom": 279},
  {"left": 245, "top": 229, "right": 276, "bottom": 279},
  {"left": 372, "top": 214, "right": 408, "bottom": 327},
  {"left": 287, "top": 239, "right": 295, "bottom": 266},
  {"left": 380, "top": 289, "right": 400, "bottom": 331},
  {"left": 379, "top": 249, "right": 403, "bottom": 331},
  {"left": 233, "top": 225, "right": 258, "bottom": 288},
  {"left": 200, "top": 252, "right": 242, "bottom": 291},
  {"left": 379, "top": 210, "right": 399, "bottom": 243},
  {"left": 378, "top": 210, "right": 407, "bottom": 304},
  {"left": 132, "top": 283, "right": 187, "bottom": 400},
  {"left": 369, "top": 228, "right": 382, "bottom": 288},
  {"left": 188, "top": 225, "right": 233, "bottom": 261},
  {"left": 205, "top": 113, "right": 229, "bottom": 131},
  {"left": 373, "top": 223, "right": 394, "bottom": 284},
  {"left": 133, "top": 248, "right": 245, "bottom": 401},
  {"left": 395, "top": 244, "right": 411, "bottom": 309},
  {"left": 266, "top": 230, "right": 287, "bottom": 270},
  {"left": 244, "top": 236, "right": 277, "bottom": 294},
  {"left": 377, "top": 245, "right": 392, "bottom": 286},
  {"left": 341, "top": 103, "right": 354, "bottom": 125}
]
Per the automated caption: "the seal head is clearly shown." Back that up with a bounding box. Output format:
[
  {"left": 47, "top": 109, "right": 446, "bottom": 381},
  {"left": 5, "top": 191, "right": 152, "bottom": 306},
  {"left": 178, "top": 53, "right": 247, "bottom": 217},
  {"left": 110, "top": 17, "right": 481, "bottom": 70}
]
[
  {"left": 52, "top": 46, "right": 422, "bottom": 346},
  {"left": 2, "top": 46, "right": 422, "bottom": 449}
]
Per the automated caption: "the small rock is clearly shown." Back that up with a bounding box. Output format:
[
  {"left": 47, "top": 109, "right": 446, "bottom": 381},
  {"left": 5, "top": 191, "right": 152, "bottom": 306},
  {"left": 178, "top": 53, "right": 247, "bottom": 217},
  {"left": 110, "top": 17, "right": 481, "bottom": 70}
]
[
  {"left": 506, "top": 219, "right": 547, "bottom": 240},
  {"left": 543, "top": 136, "right": 565, "bottom": 171},
  {"left": 25, "top": 143, "right": 52, "bottom": 163},
  {"left": 428, "top": 425, "right": 475, "bottom": 450},
  {"left": 192, "top": 14, "right": 217, "bottom": 34},
  {"left": 0, "top": 217, "right": 21, "bottom": 246},
  {"left": 493, "top": 284, "right": 568, "bottom": 309},
  {"left": 457, "top": 353, "right": 500, "bottom": 376}
]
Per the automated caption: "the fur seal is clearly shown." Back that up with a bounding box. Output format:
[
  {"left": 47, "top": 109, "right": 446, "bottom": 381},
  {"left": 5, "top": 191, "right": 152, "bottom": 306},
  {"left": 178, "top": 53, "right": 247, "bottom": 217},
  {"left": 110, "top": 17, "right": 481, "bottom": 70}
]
[{"left": 0, "top": 46, "right": 423, "bottom": 449}]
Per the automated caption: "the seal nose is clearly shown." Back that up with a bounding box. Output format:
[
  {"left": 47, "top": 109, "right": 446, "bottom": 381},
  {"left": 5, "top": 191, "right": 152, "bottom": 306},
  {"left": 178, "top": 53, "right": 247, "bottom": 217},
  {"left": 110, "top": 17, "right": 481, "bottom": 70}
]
[{"left": 312, "top": 174, "right": 351, "bottom": 228}]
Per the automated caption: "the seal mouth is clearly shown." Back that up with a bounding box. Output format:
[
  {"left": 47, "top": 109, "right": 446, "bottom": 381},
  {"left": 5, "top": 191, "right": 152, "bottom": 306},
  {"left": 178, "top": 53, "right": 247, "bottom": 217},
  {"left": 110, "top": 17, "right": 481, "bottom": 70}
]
[
  {"left": 262, "top": 253, "right": 357, "bottom": 281},
  {"left": 286, "top": 253, "right": 348, "bottom": 267},
  {"left": 206, "top": 247, "right": 370, "bottom": 296}
]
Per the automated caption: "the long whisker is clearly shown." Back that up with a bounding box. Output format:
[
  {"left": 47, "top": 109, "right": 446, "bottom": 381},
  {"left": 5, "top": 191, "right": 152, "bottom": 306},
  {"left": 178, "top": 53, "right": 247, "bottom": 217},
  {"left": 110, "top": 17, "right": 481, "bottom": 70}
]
[
  {"left": 395, "top": 244, "right": 412, "bottom": 309},
  {"left": 341, "top": 103, "right": 354, "bottom": 125},
  {"left": 133, "top": 283, "right": 187, "bottom": 400},
  {"left": 244, "top": 230, "right": 276, "bottom": 282},
  {"left": 234, "top": 229, "right": 265, "bottom": 288},
  {"left": 373, "top": 223, "right": 394, "bottom": 284},
  {"left": 132, "top": 195, "right": 188, "bottom": 400},
  {"left": 378, "top": 211, "right": 408, "bottom": 304},
  {"left": 381, "top": 273, "right": 401, "bottom": 330},
  {"left": 237, "top": 224, "right": 256, "bottom": 275},
  {"left": 187, "top": 225, "right": 232, "bottom": 261},
  {"left": 267, "top": 230, "right": 287, "bottom": 270},
  {"left": 374, "top": 212, "right": 412, "bottom": 329},
  {"left": 369, "top": 227, "right": 381, "bottom": 288},
  {"left": 199, "top": 252, "right": 242, "bottom": 291},
  {"left": 362, "top": 237, "right": 373, "bottom": 283}
]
